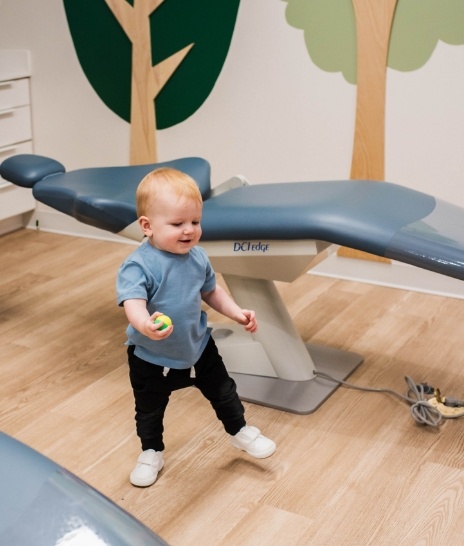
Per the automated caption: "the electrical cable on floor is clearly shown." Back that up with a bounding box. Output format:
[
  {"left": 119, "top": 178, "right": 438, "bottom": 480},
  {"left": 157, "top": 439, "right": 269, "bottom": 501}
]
[{"left": 314, "top": 372, "right": 443, "bottom": 427}]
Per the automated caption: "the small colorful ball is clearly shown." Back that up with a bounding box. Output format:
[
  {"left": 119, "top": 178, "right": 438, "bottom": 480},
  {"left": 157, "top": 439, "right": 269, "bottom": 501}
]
[{"left": 154, "top": 314, "right": 172, "bottom": 330}]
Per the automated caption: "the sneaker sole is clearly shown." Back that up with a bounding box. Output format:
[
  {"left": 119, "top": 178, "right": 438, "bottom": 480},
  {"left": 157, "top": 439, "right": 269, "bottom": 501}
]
[{"left": 231, "top": 441, "right": 276, "bottom": 459}]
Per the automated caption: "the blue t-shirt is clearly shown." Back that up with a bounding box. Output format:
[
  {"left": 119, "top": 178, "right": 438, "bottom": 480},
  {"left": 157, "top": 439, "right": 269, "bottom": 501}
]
[{"left": 116, "top": 242, "right": 216, "bottom": 368}]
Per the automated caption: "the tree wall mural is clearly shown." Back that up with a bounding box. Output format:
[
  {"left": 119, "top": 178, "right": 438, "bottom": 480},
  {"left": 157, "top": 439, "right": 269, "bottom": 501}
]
[
  {"left": 63, "top": 0, "right": 240, "bottom": 164},
  {"left": 284, "top": 0, "right": 464, "bottom": 181}
]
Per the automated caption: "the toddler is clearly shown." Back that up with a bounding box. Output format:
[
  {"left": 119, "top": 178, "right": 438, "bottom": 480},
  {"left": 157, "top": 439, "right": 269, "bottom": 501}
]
[{"left": 116, "top": 167, "right": 276, "bottom": 487}]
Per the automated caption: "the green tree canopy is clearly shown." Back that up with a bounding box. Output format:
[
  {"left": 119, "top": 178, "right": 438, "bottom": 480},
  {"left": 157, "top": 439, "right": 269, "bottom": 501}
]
[{"left": 283, "top": 0, "right": 464, "bottom": 84}]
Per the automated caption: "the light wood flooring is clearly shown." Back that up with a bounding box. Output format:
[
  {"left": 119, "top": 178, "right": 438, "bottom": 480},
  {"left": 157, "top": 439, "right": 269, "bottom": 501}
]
[{"left": 1, "top": 228, "right": 464, "bottom": 545}]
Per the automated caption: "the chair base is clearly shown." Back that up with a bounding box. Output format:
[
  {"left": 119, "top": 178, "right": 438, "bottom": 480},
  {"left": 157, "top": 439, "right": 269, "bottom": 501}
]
[{"left": 230, "top": 343, "right": 363, "bottom": 414}]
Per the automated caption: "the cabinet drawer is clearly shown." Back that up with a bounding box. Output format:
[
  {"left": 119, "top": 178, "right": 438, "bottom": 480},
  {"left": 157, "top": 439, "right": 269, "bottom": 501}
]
[
  {"left": 0, "top": 141, "right": 33, "bottom": 187},
  {"left": 0, "top": 138, "right": 36, "bottom": 218},
  {"left": 0, "top": 105, "right": 32, "bottom": 147},
  {"left": 0, "top": 78, "right": 30, "bottom": 109},
  {"left": 0, "top": 184, "right": 36, "bottom": 220}
]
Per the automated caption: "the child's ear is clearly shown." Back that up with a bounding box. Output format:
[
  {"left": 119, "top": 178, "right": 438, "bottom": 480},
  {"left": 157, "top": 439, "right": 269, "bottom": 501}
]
[{"left": 138, "top": 216, "right": 152, "bottom": 236}]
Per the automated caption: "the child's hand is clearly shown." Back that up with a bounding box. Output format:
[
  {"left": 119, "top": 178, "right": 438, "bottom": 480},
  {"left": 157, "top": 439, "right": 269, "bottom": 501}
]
[
  {"left": 143, "top": 312, "right": 173, "bottom": 340},
  {"left": 238, "top": 309, "right": 258, "bottom": 333}
]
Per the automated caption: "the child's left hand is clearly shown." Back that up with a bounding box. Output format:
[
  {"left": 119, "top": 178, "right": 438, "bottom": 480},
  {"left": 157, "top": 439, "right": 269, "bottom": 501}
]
[{"left": 239, "top": 309, "right": 257, "bottom": 333}]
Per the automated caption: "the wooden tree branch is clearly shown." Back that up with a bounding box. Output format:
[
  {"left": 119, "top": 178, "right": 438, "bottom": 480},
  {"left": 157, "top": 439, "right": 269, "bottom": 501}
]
[
  {"left": 151, "top": 43, "right": 194, "bottom": 98},
  {"left": 104, "top": 0, "right": 134, "bottom": 36},
  {"left": 147, "top": 0, "right": 165, "bottom": 15}
]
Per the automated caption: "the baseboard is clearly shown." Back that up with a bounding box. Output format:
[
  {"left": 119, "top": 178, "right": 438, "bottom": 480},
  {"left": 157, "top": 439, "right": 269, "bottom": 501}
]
[
  {"left": 0, "top": 212, "right": 33, "bottom": 236},
  {"left": 27, "top": 208, "right": 138, "bottom": 245},
  {"left": 310, "top": 253, "right": 464, "bottom": 300}
]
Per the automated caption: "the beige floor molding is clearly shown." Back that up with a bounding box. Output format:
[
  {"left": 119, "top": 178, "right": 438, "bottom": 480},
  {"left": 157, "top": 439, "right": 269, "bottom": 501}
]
[{"left": 311, "top": 252, "right": 464, "bottom": 300}]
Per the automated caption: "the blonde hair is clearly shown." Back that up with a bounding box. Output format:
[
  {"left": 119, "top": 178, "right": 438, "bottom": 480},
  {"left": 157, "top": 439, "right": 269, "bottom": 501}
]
[{"left": 136, "top": 167, "right": 203, "bottom": 217}]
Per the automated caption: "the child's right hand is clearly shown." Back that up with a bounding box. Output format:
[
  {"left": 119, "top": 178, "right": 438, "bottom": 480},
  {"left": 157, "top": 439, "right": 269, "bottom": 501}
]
[{"left": 143, "top": 312, "right": 173, "bottom": 340}]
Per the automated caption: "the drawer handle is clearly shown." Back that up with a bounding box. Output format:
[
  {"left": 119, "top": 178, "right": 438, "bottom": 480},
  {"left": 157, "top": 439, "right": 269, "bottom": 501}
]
[
  {"left": 0, "top": 108, "right": 14, "bottom": 116},
  {"left": 0, "top": 82, "right": 12, "bottom": 89}
]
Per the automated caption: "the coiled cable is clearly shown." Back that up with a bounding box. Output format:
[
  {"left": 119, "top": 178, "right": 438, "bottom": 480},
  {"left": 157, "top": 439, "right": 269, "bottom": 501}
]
[{"left": 315, "top": 372, "right": 443, "bottom": 427}]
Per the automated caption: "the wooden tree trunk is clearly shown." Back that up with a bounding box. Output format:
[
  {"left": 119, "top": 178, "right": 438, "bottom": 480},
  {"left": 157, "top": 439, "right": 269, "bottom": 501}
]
[
  {"left": 339, "top": 0, "right": 398, "bottom": 262},
  {"left": 129, "top": 1, "right": 193, "bottom": 164},
  {"left": 129, "top": 2, "right": 158, "bottom": 165}
]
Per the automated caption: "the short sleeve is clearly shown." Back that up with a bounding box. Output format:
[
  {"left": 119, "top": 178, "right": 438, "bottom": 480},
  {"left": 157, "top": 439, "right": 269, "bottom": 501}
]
[
  {"left": 116, "top": 261, "right": 149, "bottom": 306},
  {"left": 200, "top": 250, "right": 216, "bottom": 294}
]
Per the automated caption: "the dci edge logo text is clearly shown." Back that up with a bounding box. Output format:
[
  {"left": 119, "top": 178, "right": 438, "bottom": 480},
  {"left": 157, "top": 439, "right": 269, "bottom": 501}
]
[{"left": 233, "top": 242, "right": 270, "bottom": 253}]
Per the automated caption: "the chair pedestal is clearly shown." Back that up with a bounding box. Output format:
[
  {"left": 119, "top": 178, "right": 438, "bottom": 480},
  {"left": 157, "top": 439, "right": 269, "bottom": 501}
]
[{"left": 202, "top": 239, "right": 364, "bottom": 414}]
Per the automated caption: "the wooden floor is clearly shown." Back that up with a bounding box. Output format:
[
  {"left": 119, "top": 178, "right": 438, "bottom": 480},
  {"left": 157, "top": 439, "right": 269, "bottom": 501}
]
[{"left": 2, "top": 228, "right": 464, "bottom": 545}]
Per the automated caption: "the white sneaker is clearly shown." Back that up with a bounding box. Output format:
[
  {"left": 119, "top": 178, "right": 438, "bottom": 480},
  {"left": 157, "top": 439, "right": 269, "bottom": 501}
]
[
  {"left": 130, "top": 449, "right": 164, "bottom": 487},
  {"left": 231, "top": 425, "right": 276, "bottom": 459}
]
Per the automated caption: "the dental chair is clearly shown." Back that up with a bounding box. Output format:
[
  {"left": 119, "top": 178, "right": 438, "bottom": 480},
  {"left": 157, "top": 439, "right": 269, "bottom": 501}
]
[
  {"left": 0, "top": 432, "right": 168, "bottom": 545},
  {"left": 2, "top": 154, "right": 463, "bottom": 413}
]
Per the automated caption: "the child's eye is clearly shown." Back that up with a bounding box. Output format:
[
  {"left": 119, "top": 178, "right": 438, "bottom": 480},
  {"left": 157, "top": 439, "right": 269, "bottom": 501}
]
[
  {"left": 193, "top": 221, "right": 200, "bottom": 225},
  {"left": 172, "top": 223, "right": 182, "bottom": 227}
]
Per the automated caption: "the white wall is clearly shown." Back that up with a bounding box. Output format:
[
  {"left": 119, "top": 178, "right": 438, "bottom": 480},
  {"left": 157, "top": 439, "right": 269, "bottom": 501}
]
[
  {"left": 386, "top": 41, "right": 464, "bottom": 205},
  {"left": 1, "top": 0, "right": 464, "bottom": 204}
]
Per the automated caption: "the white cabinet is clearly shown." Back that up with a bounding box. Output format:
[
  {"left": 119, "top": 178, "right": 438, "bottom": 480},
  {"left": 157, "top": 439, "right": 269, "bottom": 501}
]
[{"left": 0, "top": 51, "right": 36, "bottom": 233}]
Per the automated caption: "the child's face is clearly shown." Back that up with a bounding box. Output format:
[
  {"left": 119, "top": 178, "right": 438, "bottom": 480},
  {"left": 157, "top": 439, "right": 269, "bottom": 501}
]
[{"left": 139, "top": 186, "right": 202, "bottom": 254}]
